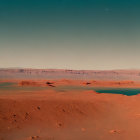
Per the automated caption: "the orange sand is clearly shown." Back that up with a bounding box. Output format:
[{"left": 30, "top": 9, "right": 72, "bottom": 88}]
[{"left": 1, "top": 80, "right": 140, "bottom": 140}]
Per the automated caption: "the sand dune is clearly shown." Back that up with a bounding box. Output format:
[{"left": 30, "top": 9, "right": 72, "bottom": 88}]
[{"left": 1, "top": 86, "right": 140, "bottom": 140}]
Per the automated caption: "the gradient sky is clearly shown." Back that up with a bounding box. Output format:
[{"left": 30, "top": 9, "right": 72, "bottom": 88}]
[{"left": 0, "top": 0, "right": 140, "bottom": 70}]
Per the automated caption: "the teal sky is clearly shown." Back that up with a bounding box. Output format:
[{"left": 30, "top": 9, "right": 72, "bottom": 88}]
[{"left": 0, "top": 0, "right": 140, "bottom": 70}]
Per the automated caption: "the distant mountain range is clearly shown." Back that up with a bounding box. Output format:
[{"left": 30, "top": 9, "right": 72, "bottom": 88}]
[{"left": 0, "top": 68, "right": 140, "bottom": 80}]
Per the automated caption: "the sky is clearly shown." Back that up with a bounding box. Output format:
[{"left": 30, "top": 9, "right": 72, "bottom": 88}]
[{"left": 0, "top": 0, "right": 140, "bottom": 70}]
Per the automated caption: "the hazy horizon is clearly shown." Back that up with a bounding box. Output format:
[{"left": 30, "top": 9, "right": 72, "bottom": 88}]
[
  {"left": 1, "top": 67, "right": 140, "bottom": 71},
  {"left": 0, "top": 0, "right": 140, "bottom": 70}
]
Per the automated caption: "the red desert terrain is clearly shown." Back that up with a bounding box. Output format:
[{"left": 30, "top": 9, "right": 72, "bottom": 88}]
[{"left": 1, "top": 69, "right": 140, "bottom": 140}]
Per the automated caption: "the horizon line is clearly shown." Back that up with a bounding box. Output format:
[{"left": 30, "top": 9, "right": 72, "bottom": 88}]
[{"left": 0, "top": 67, "right": 140, "bottom": 71}]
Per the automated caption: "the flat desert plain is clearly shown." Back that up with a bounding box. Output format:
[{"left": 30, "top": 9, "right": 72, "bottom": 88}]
[{"left": 1, "top": 69, "right": 140, "bottom": 140}]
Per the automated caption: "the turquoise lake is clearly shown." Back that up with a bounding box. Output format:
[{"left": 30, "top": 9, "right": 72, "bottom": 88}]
[
  {"left": 56, "top": 86, "right": 140, "bottom": 96},
  {"left": 0, "top": 82, "right": 140, "bottom": 96}
]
